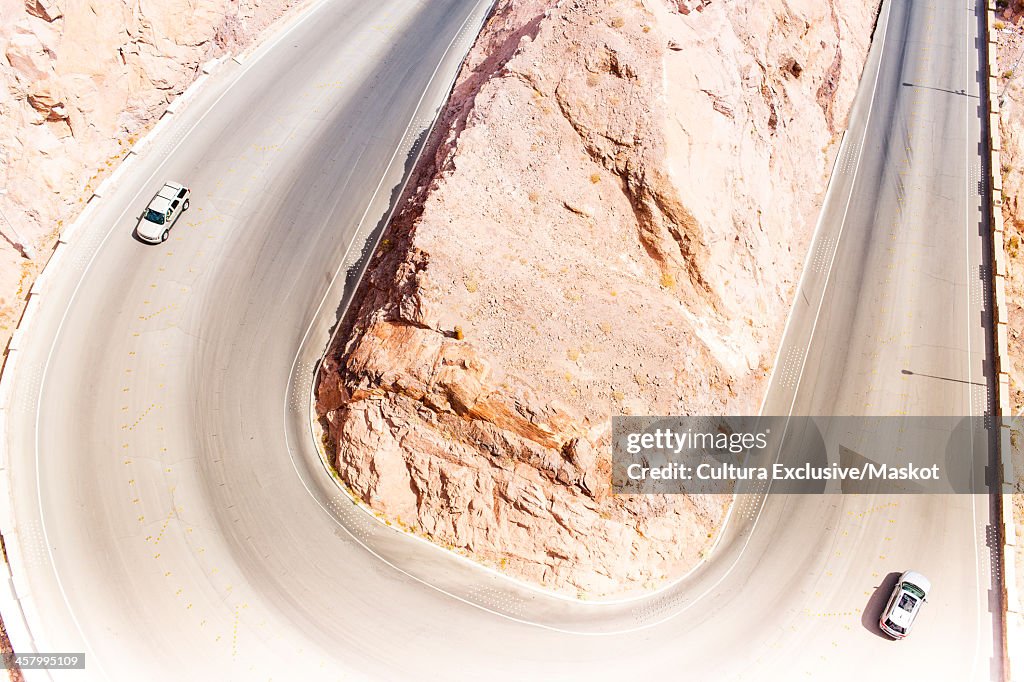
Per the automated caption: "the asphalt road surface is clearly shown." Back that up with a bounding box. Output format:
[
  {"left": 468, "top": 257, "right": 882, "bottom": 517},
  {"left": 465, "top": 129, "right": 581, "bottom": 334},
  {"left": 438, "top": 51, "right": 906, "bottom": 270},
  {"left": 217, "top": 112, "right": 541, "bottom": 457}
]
[{"left": 1, "top": 0, "right": 1002, "bottom": 680}]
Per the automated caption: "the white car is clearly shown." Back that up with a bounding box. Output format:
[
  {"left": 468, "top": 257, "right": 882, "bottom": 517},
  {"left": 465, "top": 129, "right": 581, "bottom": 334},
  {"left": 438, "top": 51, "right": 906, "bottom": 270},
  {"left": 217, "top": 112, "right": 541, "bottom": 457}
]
[
  {"left": 137, "top": 181, "right": 190, "bottom": 243},
  {"left": 879, "top": 570, "right": 931, "bottom": 639}
]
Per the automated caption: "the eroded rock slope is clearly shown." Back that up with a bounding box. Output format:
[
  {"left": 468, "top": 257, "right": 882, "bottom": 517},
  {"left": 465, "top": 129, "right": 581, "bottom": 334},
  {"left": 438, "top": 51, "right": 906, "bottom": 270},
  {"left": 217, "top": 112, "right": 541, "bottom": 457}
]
[
  {"left": 318, "top": 0, "right": 880, "bottom": 596},
  {"left": 994, "top": 0, "right": 1024, "bottom": 638}
]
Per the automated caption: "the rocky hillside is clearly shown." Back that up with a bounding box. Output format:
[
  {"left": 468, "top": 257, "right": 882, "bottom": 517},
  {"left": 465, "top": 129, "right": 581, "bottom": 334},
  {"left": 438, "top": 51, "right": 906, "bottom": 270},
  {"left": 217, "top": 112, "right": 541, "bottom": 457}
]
[
  {"left": 317, "top": 0, "right": 881, "bottom": 597},
  {"left": 0, "top": 0, "right": 301, "bottom": 348},
  {"left": 994, "top": 0, "right": 1024, "bottom": 639}
]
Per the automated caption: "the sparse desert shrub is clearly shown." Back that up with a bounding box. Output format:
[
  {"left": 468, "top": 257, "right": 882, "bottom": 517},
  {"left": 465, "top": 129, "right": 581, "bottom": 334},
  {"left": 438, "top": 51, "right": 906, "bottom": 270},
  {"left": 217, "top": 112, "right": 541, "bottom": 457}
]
[
  {"left": 453, "top": 325, "right": 464, "bottom": 340},
  {"left": 1008, "top": 234, "right": 1020, "bottom": 258}
]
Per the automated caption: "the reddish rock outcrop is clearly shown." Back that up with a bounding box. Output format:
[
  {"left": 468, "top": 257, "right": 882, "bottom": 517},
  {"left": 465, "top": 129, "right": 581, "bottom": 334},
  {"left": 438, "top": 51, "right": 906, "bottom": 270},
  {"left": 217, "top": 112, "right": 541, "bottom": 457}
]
[{"left": 318, "top": 0, "right": 881, "bottom": 596}]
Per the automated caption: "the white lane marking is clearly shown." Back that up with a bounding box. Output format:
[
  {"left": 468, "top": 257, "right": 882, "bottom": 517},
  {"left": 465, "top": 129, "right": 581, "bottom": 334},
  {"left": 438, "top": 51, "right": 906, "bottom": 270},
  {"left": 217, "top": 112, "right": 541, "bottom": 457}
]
[
  {"left": 27, "top": 0, "right": 340, "bottom": 676},
  {"left": 738, "top": 0, "right": 895, "bottom": 557},
  {"left": 963, "top": 1, "right": 983, "bottom": 677},
  {"left": 757, "top": 125, "right": 849, "bottom": 414},
  {"left": 783, "top": 0, "right": 890, "bottom": 436}
]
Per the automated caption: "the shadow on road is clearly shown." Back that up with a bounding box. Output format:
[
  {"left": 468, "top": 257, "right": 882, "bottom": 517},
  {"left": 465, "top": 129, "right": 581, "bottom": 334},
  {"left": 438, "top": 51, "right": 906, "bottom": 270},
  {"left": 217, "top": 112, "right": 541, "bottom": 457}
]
[{"left": 861, "top": 571, "right": 900, "bottom": 639}]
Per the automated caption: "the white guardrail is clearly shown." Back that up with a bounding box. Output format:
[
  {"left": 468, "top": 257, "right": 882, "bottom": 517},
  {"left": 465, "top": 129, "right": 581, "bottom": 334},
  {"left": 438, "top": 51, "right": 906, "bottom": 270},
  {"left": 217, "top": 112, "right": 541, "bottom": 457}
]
[{"left": 984, "top": 3, "right": 1023, "bottom": 681}]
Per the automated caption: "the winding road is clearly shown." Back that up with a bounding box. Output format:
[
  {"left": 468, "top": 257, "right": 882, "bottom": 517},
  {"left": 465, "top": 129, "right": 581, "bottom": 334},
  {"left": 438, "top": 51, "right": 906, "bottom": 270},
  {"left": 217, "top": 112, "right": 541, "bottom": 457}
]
[{"left": 0, "top": 0, "right": 1003, "bottom": 679}]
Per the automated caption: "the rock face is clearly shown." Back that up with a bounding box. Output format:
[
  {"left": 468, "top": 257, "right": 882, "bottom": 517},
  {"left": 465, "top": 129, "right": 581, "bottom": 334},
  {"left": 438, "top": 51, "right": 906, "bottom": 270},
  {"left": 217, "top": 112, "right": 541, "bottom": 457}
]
[
  {"left": 995, "top": 0, "right": 1024, "bottom": 631},
  {"left": 0, "top": 0, "right": 301, "bottom": 346},
  {"left": 317, "top": 0, "right": 880, "bottom": 597}
]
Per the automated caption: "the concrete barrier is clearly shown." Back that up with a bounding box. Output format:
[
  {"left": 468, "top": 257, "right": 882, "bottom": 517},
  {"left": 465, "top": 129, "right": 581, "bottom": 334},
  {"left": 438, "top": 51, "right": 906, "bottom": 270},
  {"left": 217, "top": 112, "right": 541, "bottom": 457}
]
[
  {"left": 165, "top": 73, "right": 208, "bottom": 115},
  {"left": 1006, "top": 493, "right": 1018, "bottom": 548},
  {"left": 0, "top": 464, "right": 40, "bottom": 654},
  {"left": 27, "top": 280, "right": 43, "bottom": 298},
  {"left": 996, "top": 233, "right": 1007, "bottom": 277},
  {"left": 1003, "top": 426, "right": 1015, "bottom": 481},
  {"left": 1008, "top": 559, "right": 1020, "bottom": 613},
  {"left": 57, "top": 196, "right": 100, "bottom": 244},
  {"left": 999, "top": 329, "right": 1010, "bottom": 375},
  {"left": 132, "top": 114, "right": 173, "bottom": 153},
  {"left": 998, "top": 277, "right": 1009, "bottom": 325},
  {"left": 1010, "top": 622, "right": 1024, "bottom": 682},
  {"left": 985, "top": 12, "right": 1022, "bottom": 675},
  {"left": 201, "top": 57, "right": 223, "bottom": 75}
]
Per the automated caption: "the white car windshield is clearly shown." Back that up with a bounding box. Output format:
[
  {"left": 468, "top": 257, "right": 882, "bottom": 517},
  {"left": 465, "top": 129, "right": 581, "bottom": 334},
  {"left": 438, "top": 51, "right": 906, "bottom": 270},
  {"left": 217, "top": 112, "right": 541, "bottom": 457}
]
[{"left": 144, "top": 208, "right": 166, "bottom": 225}]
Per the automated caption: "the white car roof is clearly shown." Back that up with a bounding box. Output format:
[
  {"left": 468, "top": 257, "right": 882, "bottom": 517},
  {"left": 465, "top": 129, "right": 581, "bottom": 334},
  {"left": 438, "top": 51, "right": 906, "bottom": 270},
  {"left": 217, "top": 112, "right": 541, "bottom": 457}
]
[
  {"left": 147, "top": 196, "right": 172, "bottom": 214},
  {"left": 148, "top": 182, "right": 187, "bottom": 214}
]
